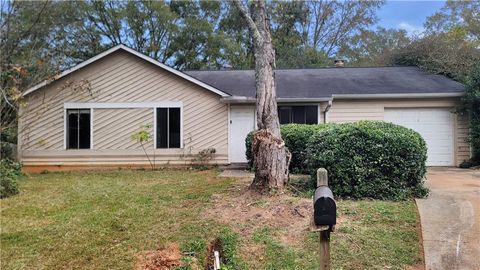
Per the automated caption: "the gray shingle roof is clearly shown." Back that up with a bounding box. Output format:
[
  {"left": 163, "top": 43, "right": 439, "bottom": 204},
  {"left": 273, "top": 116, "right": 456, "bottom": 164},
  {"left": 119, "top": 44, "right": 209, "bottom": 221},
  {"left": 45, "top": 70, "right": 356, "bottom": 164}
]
[{"left": 185, "top": 66, "right": 464, "bottom": 98}]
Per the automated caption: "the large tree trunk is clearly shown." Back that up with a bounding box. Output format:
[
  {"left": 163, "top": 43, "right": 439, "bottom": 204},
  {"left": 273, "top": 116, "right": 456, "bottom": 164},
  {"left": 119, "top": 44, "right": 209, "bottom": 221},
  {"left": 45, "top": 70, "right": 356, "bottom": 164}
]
[{"left": 233, "top": 0, "right": 291, "bottom": 192}]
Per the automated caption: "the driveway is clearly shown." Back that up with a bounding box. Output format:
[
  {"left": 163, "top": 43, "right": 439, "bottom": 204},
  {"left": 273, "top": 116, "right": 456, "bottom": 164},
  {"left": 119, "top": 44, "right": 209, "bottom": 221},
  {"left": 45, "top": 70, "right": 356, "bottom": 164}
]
[{"left": 416, "top": 168, "right": 480, "bottom": 270}]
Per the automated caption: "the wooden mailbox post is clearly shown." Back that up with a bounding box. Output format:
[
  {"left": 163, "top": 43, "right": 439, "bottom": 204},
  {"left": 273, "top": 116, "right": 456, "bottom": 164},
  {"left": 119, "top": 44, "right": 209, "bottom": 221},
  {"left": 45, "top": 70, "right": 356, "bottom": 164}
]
[{"left": 310, "top": 168, "right": 336, "bottom": 270}]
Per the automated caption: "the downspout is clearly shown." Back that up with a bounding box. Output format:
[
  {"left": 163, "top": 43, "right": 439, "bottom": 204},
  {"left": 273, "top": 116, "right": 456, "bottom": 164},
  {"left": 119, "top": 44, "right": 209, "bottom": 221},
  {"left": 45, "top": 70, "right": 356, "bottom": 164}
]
[{"left": 323, "top": 100, "right": 332, "bottom": 123}]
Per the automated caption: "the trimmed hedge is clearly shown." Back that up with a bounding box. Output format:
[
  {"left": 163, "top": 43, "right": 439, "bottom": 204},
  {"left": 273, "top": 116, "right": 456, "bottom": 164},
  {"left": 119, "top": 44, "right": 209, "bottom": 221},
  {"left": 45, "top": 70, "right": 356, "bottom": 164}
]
[
  {"left": 307, "top": 121, "right": 428, "bottom": 200},
  {"left": 245, "top": 121, "right": 428, "bottom": 199},
  {"left": 0, "top": 159, "right": 21, "bottom": 199},
  {"left": 246, "top": 124, "right": 333, "bottom": 173}
]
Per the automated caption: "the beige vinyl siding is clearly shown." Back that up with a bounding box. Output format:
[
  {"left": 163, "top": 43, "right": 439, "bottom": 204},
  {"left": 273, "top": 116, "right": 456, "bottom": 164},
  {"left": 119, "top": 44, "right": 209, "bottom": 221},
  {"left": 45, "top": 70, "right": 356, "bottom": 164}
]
[
  {"left": 94, "top": 108, "right": 153, "bottom": 150},
  {"left": 19, "top": 50, "right": 228, "bottom": 168},
  {"left": 328, "top": 102, "right": 383, "bottom": 122},
  {"left": 455, "top": 112, "right": 471, "bottom": 164},
  {"left": 328, "top": 98, "right": 470, "bottom": 166}
]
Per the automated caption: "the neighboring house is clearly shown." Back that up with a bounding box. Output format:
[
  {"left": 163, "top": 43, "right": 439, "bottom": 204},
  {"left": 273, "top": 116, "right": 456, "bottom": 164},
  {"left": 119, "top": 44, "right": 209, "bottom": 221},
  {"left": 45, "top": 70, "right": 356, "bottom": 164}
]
[{"left": 18, "top": 45, "right": 469, "bottom": 172}]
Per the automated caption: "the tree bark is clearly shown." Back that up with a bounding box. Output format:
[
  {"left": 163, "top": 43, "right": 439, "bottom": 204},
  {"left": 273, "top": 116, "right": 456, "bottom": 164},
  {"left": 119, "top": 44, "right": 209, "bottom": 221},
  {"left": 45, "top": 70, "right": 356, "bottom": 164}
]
[{"left": 232, "top": 0, "right": 291, "bottom": 192}]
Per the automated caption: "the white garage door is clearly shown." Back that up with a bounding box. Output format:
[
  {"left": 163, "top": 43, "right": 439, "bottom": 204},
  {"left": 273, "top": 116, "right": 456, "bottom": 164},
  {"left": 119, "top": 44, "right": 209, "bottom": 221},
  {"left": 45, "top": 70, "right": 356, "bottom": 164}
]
[{"left": 384, "top": 108, "right": 454, "bottom": 166}]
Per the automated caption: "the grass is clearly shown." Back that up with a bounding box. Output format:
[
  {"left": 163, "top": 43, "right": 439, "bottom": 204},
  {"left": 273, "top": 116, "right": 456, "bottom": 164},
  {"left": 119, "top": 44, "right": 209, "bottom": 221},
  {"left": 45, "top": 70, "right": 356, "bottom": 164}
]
[
  {"left": 1, "top": 170, "right": 422, "bottom": 270},
  {"left": 240, "top": 200, "right": 421, "bottom": 270},
  {"left": 1, "top": 169, "right": 234, "bottom": 269}
]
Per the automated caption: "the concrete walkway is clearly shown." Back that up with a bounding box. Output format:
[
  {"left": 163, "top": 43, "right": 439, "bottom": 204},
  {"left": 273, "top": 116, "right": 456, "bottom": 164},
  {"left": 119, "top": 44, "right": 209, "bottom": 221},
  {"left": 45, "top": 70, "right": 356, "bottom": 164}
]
[
  {"left": 219, "top": 169, "right": 254, "bottom": 178},
  {"left": 416, "top": 168, "right": 480, "bottom": 270}
]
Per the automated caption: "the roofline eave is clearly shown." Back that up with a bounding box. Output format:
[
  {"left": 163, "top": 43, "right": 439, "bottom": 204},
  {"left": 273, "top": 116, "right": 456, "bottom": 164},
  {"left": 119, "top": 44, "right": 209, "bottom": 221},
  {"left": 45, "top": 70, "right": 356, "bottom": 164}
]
[{"left": 221, "top": 92, "right": 464, "bottom": 103}]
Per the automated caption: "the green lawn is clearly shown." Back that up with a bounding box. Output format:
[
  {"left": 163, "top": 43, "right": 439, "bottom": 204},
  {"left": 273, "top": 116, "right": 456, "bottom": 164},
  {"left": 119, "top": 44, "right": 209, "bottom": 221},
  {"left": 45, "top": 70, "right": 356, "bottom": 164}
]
[{"left": 1, "top": 170, "right": 423, "bottom": 270}]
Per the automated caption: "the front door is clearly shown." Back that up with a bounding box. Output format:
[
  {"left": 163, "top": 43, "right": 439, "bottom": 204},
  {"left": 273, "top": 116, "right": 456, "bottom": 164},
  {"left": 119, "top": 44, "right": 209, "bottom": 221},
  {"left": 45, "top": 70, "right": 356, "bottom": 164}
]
[{"left": 229, "top": 106, "right": 255, "bottom": 163}]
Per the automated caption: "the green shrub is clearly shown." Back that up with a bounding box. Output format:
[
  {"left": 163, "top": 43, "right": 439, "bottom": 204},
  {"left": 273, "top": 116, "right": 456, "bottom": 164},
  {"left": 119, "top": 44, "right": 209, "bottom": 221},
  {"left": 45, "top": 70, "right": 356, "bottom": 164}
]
[
  {"left": 245, "top": 124, "right": 333, "bottom": 173},
  {"left": 307, "top": 121, "right": 428, "bottom": 200},
  {"left": 1, "top": 129, "right": 17, "bottom": 160},
  {"left": 245, "top": 132, "right": 254, "bottom": 168},
  {"left": 462, "top": 63, "right": 480, "bottom": 163},
  {"left": 0, "top": 159, "right": 21, "bottom": 199}
]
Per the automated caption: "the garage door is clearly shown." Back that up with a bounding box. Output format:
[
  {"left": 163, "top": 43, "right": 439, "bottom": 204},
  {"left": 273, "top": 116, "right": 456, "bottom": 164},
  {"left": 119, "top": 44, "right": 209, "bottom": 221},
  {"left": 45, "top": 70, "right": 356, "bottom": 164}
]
[{"left": 384, "top": 108, "right": 454, "bottom": 166}]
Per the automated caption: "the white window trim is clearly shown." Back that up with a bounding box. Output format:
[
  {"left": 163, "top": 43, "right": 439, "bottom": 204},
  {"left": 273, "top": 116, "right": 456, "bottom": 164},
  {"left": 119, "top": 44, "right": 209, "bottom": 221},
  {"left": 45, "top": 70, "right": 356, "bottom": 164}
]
[
  {"left": 63, "top": 109, "right": 67, "bottom": 150},
  {"left": 64, "top": 102, "right": 182, "bottom": 109},
  {"left": 227, "top": 103, "right": 231, "bottom": 163},
  {"left": 63, "top": 107, "right": 94, "bottom": 150},
  {"left": 153, "top": 105, "right": 184, "bottom": 149},
  {"left": 90, "top": 108, "right": 94, "bottom": 149}
]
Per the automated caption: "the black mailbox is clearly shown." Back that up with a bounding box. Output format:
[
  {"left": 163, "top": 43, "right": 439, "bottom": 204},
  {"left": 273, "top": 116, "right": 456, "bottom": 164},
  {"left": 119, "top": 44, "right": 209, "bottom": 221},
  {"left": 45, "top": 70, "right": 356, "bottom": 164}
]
[{"left": 313, "top": 186, "right": 336, "bottom": 226}]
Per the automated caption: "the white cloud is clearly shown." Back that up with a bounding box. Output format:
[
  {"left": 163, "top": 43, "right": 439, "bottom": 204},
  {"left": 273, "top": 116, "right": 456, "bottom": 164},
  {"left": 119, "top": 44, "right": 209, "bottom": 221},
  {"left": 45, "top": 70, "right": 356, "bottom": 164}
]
[{"left": 398, "top": 22, "right": 425, "bottom": 37}]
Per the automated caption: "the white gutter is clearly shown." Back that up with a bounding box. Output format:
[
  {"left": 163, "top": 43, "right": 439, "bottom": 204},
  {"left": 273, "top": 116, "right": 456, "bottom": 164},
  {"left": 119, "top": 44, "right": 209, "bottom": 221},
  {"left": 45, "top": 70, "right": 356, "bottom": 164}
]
[
  {"left": 277, "top": 98, "right": 332, "bottom": 102},
  {"left": 323, "top": 100, "right": 332, "bottom": 123},
  {"left": 221, "top": 96, "right": 332, "bottom": 103},
  {"left": 221, "top": 92, "right": 464, "bottom": 103},
  {"left": 332, "top": 92, "right": 464, "bottom": 99},
  {"left": 220, "top": 96, "right": 256, "bottom": 103}
]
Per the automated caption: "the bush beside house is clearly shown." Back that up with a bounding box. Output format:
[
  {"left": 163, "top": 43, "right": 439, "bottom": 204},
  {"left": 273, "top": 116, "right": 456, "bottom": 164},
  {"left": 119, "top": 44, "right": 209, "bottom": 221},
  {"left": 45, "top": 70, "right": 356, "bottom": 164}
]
[
  {"left": 246, "top": 121, "right": 429, "bottom": 200},
  {"left": 1, "top": 159, "right": 21, "bottom": 199},
  {"left": 307, "top": 121, "right": 428, "bottom": 200}
]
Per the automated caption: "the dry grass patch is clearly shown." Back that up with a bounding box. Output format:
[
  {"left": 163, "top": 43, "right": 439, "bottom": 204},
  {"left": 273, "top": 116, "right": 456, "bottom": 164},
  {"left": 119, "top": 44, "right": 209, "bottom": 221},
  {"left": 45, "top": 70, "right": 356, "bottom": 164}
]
[{"left": 205, "top": 176, "right": 424, "bottom": 270}]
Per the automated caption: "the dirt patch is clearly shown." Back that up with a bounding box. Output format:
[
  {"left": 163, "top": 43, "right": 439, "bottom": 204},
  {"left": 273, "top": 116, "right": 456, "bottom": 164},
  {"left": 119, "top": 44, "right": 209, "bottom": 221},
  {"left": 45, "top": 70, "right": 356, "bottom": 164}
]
[
  {"left": 205, "top": 180, "right": 314, "bottom": 248},
  {"left": 135, "top": 243, "right": 182, "bottom": 270},
  {"left": 407, "top": 264, "right": 425, "bottom": 270}
]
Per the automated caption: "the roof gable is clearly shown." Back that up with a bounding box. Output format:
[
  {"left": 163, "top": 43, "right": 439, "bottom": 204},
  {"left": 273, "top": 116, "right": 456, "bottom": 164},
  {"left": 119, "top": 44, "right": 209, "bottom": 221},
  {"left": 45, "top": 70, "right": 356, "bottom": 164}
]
[{"left": 23, "top": 45, "right": 230, "bottom": 97}]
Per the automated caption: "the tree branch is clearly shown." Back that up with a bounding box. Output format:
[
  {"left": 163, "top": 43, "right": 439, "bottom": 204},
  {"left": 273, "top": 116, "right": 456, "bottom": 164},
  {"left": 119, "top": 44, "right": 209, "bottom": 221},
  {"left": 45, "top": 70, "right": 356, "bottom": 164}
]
[{"left": 231, "top": 0, "right": 263, "bottom": 47}]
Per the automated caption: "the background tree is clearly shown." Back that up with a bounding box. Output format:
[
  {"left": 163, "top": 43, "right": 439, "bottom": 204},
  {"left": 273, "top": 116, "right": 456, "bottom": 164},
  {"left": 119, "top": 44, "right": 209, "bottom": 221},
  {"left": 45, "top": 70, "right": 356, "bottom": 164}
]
[
  {"left": 232, "top": 0, "right": 290, "bottom": 192},
  {"left": 462, "top": 64, "right": 480, "bottom": 163},
  {"left": 267, "top": 0, "right": 384, "bottom": 68},
  {"left": 425, "top": 0, "right": 480, "bottom": 41},
  {"left": 297, "top": 0, "right": 383, "bottom": 66},
  {"left": 393, "top": 31, "right": 479, "bottom": 82},
  {"left": 269, "top": 1, "right": 309, "bottom": 68},
  {"left": 393, "top": 0, "right": 479, "bottom": 82},
  {"left": 1, "top": 1, "right": 101, "bottom": 156},
  {"left": 82, "top": 0, "right": 231, "bottom": 69},
  {"left": 169, "top": 0, "right": 229, "bottom": 69},
  {"left": 338, "top": 27, "right": 410, "bottom": 66}
]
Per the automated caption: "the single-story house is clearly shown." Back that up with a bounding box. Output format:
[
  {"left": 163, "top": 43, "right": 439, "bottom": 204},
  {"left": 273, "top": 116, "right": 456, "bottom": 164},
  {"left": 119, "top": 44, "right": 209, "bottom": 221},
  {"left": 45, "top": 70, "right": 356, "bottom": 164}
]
[{"left": 18, "top": 45, "right": 469, "bottom": 172}]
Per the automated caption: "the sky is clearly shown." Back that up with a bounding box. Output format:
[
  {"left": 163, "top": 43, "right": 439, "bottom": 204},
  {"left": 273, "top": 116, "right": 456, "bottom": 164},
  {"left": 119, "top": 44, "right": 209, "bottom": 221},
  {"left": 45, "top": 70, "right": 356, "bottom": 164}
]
[{"left": 375, "top": 0, "right": 446, "bottom": 35}]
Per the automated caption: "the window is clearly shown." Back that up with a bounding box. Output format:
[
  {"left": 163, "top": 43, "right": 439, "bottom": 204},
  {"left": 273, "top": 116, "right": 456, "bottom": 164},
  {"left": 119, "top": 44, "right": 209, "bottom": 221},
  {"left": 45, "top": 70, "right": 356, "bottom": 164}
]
[
  {"left": 67, "top": 109, "right": 91, "bottom": 149},
  {"left": 156, "top": 108, "right": 181, "bottom": 148},
  {"left": 278, "top": 105, "right": 318, "bottom": 124}
]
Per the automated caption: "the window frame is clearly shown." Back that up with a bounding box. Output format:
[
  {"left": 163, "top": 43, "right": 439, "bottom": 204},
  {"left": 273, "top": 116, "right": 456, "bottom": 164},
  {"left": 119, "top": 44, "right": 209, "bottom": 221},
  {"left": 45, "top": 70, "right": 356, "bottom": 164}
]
[
  {"left": 64, "top": 108, "right": 93, "bottom": 150},
  {"left": 154, "top": 105, "right": 183, "bottom": 149},
  {"left": 64, "top": 102, "right": 183, "bottom": 151},
  {"left": 277, "top": 104, "right": 320, "bottom": 125}
]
